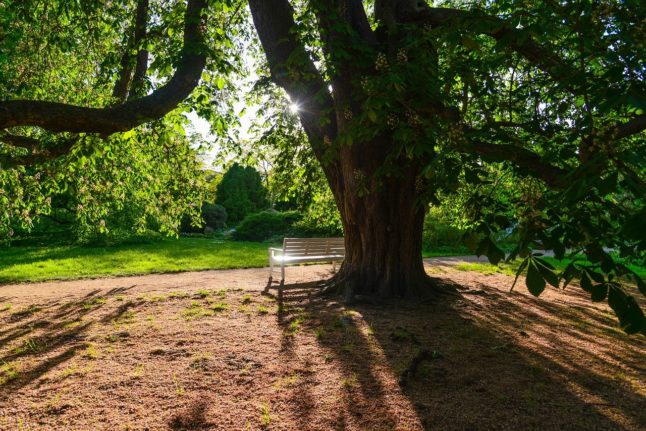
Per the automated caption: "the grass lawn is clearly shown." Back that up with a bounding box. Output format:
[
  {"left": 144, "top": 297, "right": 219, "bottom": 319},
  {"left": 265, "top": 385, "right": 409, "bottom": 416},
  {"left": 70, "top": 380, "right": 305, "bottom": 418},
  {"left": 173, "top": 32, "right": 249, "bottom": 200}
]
[
  {"left": 2, "top": 237, "right": 644, "bottom": 285},
  {"left": 0, "top": 237, "right": 273, "bottom": 284},
  {"left": 453, "top": 256, "right": 646, "bottom": 281}
]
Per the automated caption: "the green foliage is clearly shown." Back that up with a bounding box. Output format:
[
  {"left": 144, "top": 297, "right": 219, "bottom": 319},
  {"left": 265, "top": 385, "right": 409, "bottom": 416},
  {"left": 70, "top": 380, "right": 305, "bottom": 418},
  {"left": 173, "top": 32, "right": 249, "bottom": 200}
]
[
  {"left": 181, "top": 203, "right": 227, "bottom": 234},
  {"left": 422, "top": 210, "right": 465, "bottom": 252},
  {"left": 215, "top": 163, "right": 269, "bottom": 224},
  {"left": 232, "top": 210, "right": 301, "bottom": 242}
]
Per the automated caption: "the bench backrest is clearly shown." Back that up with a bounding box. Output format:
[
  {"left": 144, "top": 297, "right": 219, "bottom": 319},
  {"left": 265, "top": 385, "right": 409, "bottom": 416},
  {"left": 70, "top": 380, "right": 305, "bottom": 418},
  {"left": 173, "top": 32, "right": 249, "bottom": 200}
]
[{"left": 282, "top": 237, "right": 345, "bottom": 257}]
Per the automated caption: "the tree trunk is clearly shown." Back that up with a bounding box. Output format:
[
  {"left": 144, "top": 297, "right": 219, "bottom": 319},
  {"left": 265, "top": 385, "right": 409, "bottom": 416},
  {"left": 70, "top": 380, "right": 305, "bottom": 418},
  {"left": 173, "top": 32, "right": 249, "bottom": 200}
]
[{"left": 330, "top": 141, "right": 433, "bottom": 299}]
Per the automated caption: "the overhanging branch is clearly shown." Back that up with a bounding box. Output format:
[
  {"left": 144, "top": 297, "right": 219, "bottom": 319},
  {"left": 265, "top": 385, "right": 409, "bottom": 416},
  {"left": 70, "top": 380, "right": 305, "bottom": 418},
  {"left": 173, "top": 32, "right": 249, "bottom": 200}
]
[
  {"left": 0, "top": 0, "right": 207, "bottom": 136},
  {"left": 405, "top": 7, "right": 580, "bottom": 93},
  {"left": 0, "top": 132, "right": 40, "bottom": 150},
  {"left": 614, "top": 115, "right": 646, "bottom": 140}
]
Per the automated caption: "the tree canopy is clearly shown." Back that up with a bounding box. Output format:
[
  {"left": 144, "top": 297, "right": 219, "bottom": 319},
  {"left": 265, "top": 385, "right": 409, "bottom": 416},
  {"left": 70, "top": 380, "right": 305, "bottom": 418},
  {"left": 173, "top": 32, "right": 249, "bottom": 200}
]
[{"left": 0, "top": 0, "right": 644, "bottom": 334}]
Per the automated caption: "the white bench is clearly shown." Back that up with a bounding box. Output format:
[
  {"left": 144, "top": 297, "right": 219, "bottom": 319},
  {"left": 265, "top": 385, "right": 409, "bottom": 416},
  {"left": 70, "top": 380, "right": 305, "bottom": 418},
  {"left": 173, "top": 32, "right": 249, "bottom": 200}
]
[{"left": 269, "top": 237, "right": 345, "bottom": 283}]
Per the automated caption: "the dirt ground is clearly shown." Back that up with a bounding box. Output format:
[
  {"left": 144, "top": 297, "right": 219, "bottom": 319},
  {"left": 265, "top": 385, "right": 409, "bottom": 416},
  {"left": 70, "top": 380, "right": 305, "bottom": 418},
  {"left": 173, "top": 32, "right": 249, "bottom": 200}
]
[{"left": 0, "top": 260, "right": 644, "bottom": 430}]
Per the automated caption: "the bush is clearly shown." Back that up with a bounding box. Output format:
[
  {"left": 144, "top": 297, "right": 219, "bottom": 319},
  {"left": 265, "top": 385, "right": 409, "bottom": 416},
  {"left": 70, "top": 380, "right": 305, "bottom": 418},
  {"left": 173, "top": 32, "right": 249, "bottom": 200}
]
[
  {"left": 422, "top": 213, "right": 465, "bottom": 251},
  {"left": 232, "top": 210, "right": 301, "bottom": 241},
  {"left": 76, "top": 228, "right": 163, "bottom": 247},
  {"left": 290, "top": 218, "right": 342, "bottom": 238},
  {"left": 201, "top": 203, "right": 227, "bottom": 230},
  {"left": 181, "top": 203, "right": 227, "bottom": 234}
]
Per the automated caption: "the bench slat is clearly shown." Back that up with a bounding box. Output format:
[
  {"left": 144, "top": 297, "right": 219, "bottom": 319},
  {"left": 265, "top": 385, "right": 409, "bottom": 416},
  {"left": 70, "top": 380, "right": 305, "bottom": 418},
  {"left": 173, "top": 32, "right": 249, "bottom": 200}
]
[{"left": 269, "top": 238, "right": 346, "bottom": 282}]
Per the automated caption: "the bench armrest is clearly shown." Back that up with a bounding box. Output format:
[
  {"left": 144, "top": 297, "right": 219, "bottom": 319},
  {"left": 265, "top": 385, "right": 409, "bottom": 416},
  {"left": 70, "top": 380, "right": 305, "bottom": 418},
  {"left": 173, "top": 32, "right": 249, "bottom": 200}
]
[{"left": 268, "top": 247, "right": 284, "bottom": 256}]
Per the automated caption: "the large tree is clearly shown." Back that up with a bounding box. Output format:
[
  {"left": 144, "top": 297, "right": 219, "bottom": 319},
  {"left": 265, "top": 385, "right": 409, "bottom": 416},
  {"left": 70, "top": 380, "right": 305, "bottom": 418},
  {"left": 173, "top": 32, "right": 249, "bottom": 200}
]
[{"left": 1, "top": 0, "right": 645, "bottom": 333}]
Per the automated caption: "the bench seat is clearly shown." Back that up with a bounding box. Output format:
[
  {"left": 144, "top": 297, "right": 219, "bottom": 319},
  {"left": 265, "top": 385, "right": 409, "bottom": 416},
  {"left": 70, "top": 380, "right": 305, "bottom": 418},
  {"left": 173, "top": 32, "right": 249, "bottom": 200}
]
[{"left": 269, "top": 237, "right": 345, "bottom": 283}]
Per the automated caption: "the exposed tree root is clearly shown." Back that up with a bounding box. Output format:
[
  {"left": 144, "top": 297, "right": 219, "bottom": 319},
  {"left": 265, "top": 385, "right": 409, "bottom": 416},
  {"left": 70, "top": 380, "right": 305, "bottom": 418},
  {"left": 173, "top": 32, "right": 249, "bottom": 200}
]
[{"left": 315, "top": 269, "right": 459, "bottom": 305}]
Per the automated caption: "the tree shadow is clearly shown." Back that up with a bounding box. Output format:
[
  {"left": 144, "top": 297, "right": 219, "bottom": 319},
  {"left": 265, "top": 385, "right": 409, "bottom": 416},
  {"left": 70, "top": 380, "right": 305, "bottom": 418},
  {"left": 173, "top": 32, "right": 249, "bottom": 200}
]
[
  {"left": 0, "top": 285, "right": 137, "bottom": 401},
  {"left": 169, "top": 398, "right": 212, "bottom": 430},
  {"left": 272, "top": 279, "right": 646, "bottom": 430}
]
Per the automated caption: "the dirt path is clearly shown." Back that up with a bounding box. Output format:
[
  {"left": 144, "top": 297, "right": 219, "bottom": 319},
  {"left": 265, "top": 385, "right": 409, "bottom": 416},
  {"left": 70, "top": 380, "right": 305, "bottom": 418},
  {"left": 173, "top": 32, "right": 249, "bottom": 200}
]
[
  {"left": 0, "top": 257, "right": 484, "bottom": 301},
  {"left": 1, "top": 260, "right": 644, "bottom": 430}
]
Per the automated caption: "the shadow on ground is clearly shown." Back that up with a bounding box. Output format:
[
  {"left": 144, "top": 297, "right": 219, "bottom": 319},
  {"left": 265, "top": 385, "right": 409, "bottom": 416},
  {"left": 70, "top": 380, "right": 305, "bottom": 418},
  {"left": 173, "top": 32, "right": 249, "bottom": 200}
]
[
  {"left": 267, "top": 279, "right": 646, "bottom": 430},
  {"left": 1, "top": 272, "right": 644, "bottom": 430}
]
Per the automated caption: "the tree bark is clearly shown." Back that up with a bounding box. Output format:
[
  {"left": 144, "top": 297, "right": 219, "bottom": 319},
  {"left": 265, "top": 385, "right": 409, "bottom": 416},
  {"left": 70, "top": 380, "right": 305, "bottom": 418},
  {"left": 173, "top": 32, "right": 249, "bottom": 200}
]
[
  {"left": 333, "top": 153, "right": 431, "bottom": 298},
  {"left": 249, "top": 0, "right": 434, "bottom": 299},
  {"left": 0, "top": 0, "right": 206, "bottom": 135}
]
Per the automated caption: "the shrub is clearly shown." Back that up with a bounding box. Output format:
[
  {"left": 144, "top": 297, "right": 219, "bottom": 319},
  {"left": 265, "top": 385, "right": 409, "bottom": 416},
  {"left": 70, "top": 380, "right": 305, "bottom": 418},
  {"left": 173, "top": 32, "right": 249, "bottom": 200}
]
[
  {"left": 201, "top": 203, "right": 227, "bottom": 230},
  {"left": 290, "top": 218, "right": 342, "bottom": 238},
  {"left": 232, "top": 210, "right": 301, "bottom": 241},
  {"left": 181, "top": 203, "right": 227, "bottom": 234},
  {"left": 422, "top": 213, "right": 465, "bottom": 251}
]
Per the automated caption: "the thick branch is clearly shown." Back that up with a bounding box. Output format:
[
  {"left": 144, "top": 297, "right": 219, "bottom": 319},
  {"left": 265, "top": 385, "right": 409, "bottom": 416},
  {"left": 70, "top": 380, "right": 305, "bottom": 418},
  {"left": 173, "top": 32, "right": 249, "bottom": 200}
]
[
  {"left": 0, "top": 132, "right": 40, "bottom": 150},
  {"left": 406, "top": 7, "right": 579, "bottom": 92},
  {"left": 129, "top": 0, "right": 150, "bottom": 98},
  {"left": 457, "top": 134, "right": 568, "bottom": 187},
  {"left": 0, "top": 0, "right": 207, "bottom": 136},
  {"left": 0, "top": 137, "right": 77, "bottom": 168},
  {"left": 614, "top": 115, "right": 646, "bottom": 140},
  {"left": 112, "top": 46, "right": 134, "bottom": 103},
  {"left": 248, "top": 0, "right": 337, "bottom": 157}
]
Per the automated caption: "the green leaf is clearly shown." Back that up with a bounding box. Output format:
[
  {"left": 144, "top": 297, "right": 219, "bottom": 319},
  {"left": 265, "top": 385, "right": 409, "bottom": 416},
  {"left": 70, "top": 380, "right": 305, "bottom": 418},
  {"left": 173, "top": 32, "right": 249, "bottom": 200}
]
[
  {"left": 608, "top": 285, "right": 645, "bottom": 334},
  {"left": 590, "top": 283, "right": 608, "bottom": 302},
  {"left": 216, "top": 76, "right": 226, "bottom": 90},
  {"left": 536, "top": 261, "right": 560, "bottom": 288},
  {"left": 486, "top": 241, "right": 505, "bottom": 265},
  {"left": 511, "top": 257, "right": 529, "bottom": 292},
  {"left": 526, "top": 260, "right": 546, "bottom": 297},
  {"left": 580, "top": 271, "right": 593, "bottom": 293}
]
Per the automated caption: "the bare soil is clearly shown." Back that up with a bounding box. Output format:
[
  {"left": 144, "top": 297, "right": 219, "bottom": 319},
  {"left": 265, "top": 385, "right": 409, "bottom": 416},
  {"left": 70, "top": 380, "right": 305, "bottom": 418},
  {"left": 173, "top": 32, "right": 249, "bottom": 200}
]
[{"left": 0, "top": 260, "right": 644, "bottom": 430}]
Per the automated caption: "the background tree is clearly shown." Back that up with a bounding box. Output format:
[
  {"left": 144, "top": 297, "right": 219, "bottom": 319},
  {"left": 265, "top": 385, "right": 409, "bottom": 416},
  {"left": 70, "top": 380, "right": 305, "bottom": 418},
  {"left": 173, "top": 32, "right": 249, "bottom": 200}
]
[{"left": 215, "top": 163, "right": 268, "bottom": 224}]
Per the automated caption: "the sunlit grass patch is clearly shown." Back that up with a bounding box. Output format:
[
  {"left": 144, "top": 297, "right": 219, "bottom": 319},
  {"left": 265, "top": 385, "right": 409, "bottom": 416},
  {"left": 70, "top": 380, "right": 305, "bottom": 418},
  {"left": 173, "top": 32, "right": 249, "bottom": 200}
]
[
  {"left": 112, "top": 309, "right": 137, "bottom": 326},
  {"left": 285, "top": 315, "right": 307, "bottom": 336},
  {"left": 13, "top": 337, "right": 48, "bottom": 356},
  {"left": 140, "top": 294, "right": 168, "bottom": 303},
  {"left": 60, "top": 362, "right": 94, "bottom": 379},
  {"left": 181, "top": 301, "right": 214, "bottom": 320},
  {"left": 272, "top": 373, "right": 300, "bottom": 391},
  {"left": 259, "top": 403, "right": 271, "bottom": 427},
  {"left": 257, "top": 305, "right": 270, "bottom": 315},
  {"left": 0, "top": 361, "right": 21, "bottom": 385},
  {"left": 204, "top": 298, "right": 228, "bottom": 313},
  {"left": 0, "top": 238, "right": 273, "bottom": 284},
  {"left": 83, "top": 297, "right": 107, "bottom": 309},
  {"left": 83, "top": 343, "right": 100, "bottom": 360},
  {"left": 196, "top": 289, "right": 211, "bottom": 298},
  {"left": 190, "top": 352, "right": 212, "bottom": 370},
  {"left": 454, "top": 262, "right": 516, "bottom": 276}
]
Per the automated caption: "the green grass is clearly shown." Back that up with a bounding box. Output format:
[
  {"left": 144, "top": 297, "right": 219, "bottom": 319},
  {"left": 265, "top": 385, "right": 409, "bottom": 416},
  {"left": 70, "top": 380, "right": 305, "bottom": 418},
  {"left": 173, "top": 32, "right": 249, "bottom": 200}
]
[
  {"left": 422, "top": 246, "right": 472, "bottom": 258},
  {"left": 3, "top": 236, "right": 642, "bottom": 286},
  {"left": 453, "top": 256, "right": 646, "bottom": 280},
  {"left": 0, "top": 237, "right": 273, "bottom": 284},
  {"left": 540, "top": 256, "right": 646, "bottom": 279}
]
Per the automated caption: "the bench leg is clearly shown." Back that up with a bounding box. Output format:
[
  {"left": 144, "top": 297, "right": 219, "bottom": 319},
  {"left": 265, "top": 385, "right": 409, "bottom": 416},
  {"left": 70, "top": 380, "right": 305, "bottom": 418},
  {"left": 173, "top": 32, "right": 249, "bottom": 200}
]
[{"left": 281, "top": 263, "right": 285, "bottom": 283}]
